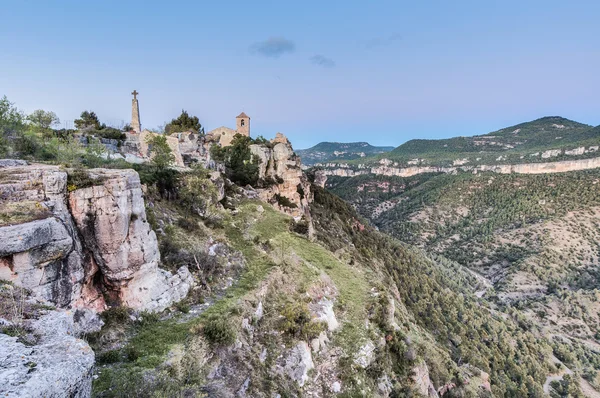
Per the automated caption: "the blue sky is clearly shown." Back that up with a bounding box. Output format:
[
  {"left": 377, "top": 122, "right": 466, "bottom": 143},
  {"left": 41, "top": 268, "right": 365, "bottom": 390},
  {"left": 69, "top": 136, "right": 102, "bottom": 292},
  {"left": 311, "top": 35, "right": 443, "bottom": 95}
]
[{"left": 1, "top": 0, "right": 599, "bottom": 149}]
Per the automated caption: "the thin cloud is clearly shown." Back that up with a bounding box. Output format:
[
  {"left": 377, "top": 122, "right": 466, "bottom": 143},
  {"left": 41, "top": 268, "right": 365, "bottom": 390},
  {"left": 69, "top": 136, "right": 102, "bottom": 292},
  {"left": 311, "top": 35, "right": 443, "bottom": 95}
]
[
  {"left": 366, "top": 33, "right": 402, "bottom": 49},
  {"left": 250, "top": 37, "right": 296, "bottom": 58},
  {"left": 310, "top": 54, "right": 336, "bottom": 68}
]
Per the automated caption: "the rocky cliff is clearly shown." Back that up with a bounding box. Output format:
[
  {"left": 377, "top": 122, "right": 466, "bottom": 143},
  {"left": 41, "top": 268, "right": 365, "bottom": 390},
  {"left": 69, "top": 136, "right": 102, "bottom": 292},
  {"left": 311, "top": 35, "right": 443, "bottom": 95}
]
[
  {"left": 315, "top": 155, "right": 600, "bottom": 186},
  {"left": 0, "top": 162, "right": 192, "bottom": 313},
  {"left": 250, "top": 133, "right": 313, "bottom": 219}
]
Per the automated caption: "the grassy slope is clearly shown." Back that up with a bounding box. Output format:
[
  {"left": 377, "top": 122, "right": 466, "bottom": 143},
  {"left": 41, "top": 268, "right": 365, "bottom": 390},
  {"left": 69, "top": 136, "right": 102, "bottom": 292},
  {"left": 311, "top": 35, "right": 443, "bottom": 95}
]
[{"left": 92, "top": 176, "right": 557, "bottom": 397}]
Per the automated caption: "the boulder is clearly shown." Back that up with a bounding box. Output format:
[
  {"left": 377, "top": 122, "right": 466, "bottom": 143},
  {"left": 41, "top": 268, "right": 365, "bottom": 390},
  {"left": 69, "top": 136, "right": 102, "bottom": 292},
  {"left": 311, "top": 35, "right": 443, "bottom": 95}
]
[
  {"left": 0, "top": 310, "right": 96, "bottom": 398},
  {"left": 249, "top": 140, "right": 313, "bottom": 219},
  {"left": 412, "top": 363, "right": 439, "bottom": 397},
  {"left": 0, "top": 159, "right": 27, "bottom": 168},
  {"left": 280, "top": 342, "right": 314, "bottom": 387},
  {"left": 354, "top": 340, "right": 376, "bottom": 368},
  {"left": 311, "top": 298, "right": 339, "bottom": 331},
  {"left": 0, "top": 218, "right": 83, "bottom": 307}
]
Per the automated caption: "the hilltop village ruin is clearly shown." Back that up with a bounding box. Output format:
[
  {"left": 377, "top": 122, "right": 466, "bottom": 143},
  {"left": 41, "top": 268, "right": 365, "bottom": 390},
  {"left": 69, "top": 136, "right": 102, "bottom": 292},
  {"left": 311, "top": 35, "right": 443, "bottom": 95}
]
[
  {"left": 118, "top": 90, "right": 252, "bottom": 167},
  {"left": 93, "top": 91, "right": 312, "bottom": 218}
]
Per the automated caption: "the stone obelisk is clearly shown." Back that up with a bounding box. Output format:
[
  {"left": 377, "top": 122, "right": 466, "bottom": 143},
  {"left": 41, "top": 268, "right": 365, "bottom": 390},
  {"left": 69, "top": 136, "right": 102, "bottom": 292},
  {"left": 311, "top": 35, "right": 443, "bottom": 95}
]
[{"left": 131, "top": 90, "right": 141, "bottom": 133}]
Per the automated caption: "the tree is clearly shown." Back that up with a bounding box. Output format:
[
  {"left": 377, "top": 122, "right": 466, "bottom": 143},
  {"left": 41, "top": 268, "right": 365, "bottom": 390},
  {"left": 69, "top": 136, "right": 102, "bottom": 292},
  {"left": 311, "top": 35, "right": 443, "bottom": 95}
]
[
  {"left": 74, "top": 110, "right": 101, "bottom": 130},
  {"left": 146, "top": 134, "right": 175, "bottom": 171},
  {"left": 210, "top": 134, "right": 258, "bottom": 186},
  {"left": 0, "top": 96, "right": 25, "bottom": 138},
  {"left": 165, "top": 110, "right": 203, "bottom": 134},
  {"left": 0, "top": 96, "right": 25, "bottom": 155},
  {"left": 27, "top": 109, "right": 60, "bottom": 135}
]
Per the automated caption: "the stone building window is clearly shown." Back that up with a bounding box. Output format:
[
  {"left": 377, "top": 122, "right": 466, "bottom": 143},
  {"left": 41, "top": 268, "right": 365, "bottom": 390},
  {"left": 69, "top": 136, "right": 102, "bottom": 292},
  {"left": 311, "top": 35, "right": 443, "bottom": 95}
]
[{"left": 241, "top": 120, "right": 245, "bottom": 126}]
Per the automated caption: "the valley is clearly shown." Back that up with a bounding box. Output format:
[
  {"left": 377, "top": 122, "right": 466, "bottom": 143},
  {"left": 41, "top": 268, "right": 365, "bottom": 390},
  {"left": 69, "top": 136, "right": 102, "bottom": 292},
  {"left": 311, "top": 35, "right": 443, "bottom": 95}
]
[
  {"left": 1, "top": 97, "right": 599, "bottom": 397},
  {"left": 321, "top": 117, "right": 600, "bottom": 397}
]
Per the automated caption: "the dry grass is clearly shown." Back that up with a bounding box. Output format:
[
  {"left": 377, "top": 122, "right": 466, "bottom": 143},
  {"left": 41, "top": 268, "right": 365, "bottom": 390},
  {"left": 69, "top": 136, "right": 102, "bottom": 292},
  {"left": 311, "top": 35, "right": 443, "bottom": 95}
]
[{"left": 0, "top": 200, "right": 50, "bottom": 226}]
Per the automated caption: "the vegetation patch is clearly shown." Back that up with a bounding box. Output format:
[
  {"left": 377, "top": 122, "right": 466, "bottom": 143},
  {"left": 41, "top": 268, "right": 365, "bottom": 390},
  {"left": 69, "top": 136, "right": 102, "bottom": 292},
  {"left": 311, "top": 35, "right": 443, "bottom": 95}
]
[{"left": 0, "top": 200, "right": 50, "bottom": 226}]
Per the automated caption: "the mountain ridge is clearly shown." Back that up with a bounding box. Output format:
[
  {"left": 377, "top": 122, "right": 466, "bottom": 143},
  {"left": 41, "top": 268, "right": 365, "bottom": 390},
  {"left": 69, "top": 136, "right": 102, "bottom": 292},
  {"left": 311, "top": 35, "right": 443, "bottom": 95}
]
[
  {"left": 296, "top": 141, "right": 394, "bottom": 166},
  {"left": 309, "top": 117, "right": 600, "bottom": 171}
]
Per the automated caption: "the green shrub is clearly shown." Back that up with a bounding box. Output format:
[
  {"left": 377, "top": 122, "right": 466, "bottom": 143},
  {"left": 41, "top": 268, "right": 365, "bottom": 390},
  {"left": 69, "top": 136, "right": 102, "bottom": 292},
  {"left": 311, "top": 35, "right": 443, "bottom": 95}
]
[
  {"left": 67, "top": 168, "right": 98, "bottom": 191},
  {"left": 290, "top": 219, "right": 310, "bottom": 235},
  {"left": 100, "top": 306, "right": 131, "bottom": 326},
  {"left": 175, "top": 301, "right": 190, "bottom": 314},
  {"left": 136, "top": 311, "right": 160, "bottom": 327},
  {"left": 202, "top": 316, "right": 236, "bottom": 346},
  {"left": 210, "top": 135, "right": 259, "bottom": 186},
  {"left": 280, "top": 302, "right": 325, "bottom": 340},
  {"left": 275, "top": 194, "right": 297, "bottom": 209},
  {"left": 96, "top": 349, "right": 122, "bottom": 364},
  {"left": 88, "top": 128, "right": 126, "bottom": 141},
  {"left": 176, "top": 217, "right": 198, "bottom": 231}
]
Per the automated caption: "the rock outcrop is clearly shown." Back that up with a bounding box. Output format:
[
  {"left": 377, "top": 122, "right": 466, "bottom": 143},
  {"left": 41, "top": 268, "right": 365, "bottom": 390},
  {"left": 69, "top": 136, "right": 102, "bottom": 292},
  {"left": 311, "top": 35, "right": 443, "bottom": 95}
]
[
  {"left": 249, "top": 135, "right": 313, "bottom": 219},
  {"left": 412, "top": 363, "right": 439, "bottom": 397},
  {"left": 0, "top": 307, "right": 98, "bottom": 398},
  {"left": 0, "top": 163, "right": 192, "bottom": 313},
  {"left": 279, "top": 342, "right": 314, "bottom": 387}
]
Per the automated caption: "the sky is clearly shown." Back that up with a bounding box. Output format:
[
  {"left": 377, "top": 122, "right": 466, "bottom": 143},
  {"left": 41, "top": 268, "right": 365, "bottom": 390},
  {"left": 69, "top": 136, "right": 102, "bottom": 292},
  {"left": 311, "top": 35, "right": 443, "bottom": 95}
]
[{"left": 1, "top": 0, "right": 599, "bottom": 149}]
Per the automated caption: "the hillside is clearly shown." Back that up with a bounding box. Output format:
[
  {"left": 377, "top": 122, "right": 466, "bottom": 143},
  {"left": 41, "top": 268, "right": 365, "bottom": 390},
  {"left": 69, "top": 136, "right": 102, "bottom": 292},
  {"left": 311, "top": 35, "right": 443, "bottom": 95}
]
[
  {"left": 86, "top": 173, "right": 555, "bottom": 397},
  {"left": 296, "top": 142, "right": 394, "bottom": 166},
  {"left": 1, "top": 106, "right": 596, "bottom": 397},
  {"left": 313, "top": 117, "right": 600, "bottom": 172},
  {"left": 385, "top": 116, "right": 600, "bottom": 166},
  {"left": 328, "top": 169, "right": 600, "bottom": 395},
  {"left": 1, "top": 141, "right": 564, "bottom": 397}
]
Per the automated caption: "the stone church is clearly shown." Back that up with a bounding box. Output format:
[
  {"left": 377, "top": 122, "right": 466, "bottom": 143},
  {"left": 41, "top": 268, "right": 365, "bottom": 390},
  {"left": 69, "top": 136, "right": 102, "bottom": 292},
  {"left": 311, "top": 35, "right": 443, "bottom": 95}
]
[{"left": 206, "top": 112, "right": 251, "bottom": 147}]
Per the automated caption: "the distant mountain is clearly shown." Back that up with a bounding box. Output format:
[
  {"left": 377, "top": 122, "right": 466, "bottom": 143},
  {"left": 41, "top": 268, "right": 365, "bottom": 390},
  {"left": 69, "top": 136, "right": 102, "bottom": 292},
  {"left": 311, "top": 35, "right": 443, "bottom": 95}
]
[
  {"left": 296, "top": 142, "right": 394, "bottom": 166},
  {"left": 383, "top": 116, "right": 599, "bottom": 167}
]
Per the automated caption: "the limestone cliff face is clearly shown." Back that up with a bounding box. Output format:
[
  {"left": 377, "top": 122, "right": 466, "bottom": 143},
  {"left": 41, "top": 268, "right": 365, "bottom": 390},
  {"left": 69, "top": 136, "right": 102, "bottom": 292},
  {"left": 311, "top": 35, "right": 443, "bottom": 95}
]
[
  {"left": 0, "top": 164, "right": 88, "bottom": 308},
  {"left": 250, "top": 134, "right": 313, "bottom": 219},
  {"left": 317, "top": 156, "right": 600, "bottom": 184},
  {"left": 0, "top": 163, "right": 192, "bottom": 312},
  {"left": 68, "top": 169, "right": 192, "bottom": 311}
]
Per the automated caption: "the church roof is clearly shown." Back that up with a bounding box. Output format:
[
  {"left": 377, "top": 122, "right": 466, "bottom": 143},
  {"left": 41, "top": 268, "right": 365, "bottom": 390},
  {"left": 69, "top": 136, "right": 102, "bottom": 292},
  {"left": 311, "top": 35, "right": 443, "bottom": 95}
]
[
  {"left": 206, "top": 126, "right": 236, "bottom": 135},
  {"left": 236, "top": 112, "right": 250, "bottom": 119}
]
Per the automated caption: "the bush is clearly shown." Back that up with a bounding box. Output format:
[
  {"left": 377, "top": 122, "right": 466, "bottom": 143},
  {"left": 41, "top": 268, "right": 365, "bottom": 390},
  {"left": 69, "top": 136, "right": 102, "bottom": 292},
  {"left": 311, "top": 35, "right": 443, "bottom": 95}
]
[
  {"left": 165, "top": 110, "right": 203, "bottom": 134},
  {"left": 96, "top": 349, "right": 122, "bottom": 364},
  {"left": 88, "top": 128, "right": 126, "bottom": 141},
  {"left": 280, "top": 302, "right": 325, "bottom": 340},
  {"left": 67, "top": 168, "right": 98, "bottom": 191},
  {"left": 202, "top": 316, "right": 236, "bottom": 346},
  {"left": 275, "top": 194, "right": 297, "bottom": 209},
  {"left": 136, "top": 311, "right": 160, "bottom": 327},
  {"left": 291, "top": 219, "right": 310, "bottom": 235},
  {"left": 100, "top": 306, "right": 131, "bottom": 326}
]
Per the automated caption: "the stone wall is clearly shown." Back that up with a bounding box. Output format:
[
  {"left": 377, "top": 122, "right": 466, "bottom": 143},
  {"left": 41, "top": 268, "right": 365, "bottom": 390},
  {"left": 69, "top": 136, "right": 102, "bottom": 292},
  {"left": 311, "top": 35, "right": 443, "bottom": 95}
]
[{"left": 206, "top": 126, "right": 239, "bottom": 147}]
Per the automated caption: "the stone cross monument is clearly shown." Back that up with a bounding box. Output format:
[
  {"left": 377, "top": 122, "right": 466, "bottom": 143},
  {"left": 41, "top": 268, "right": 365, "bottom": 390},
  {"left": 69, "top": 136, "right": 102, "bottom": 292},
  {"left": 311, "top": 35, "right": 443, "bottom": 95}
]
[{"left": 131, "top": 90, "right": 141, "bottom": 133}]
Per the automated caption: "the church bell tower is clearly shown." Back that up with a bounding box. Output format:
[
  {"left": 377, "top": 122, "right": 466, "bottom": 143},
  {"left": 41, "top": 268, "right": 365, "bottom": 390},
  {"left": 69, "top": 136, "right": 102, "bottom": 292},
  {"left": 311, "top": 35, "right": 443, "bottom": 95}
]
[{"left": 236, "top": 112, "right": 250, "bottom": 137}]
